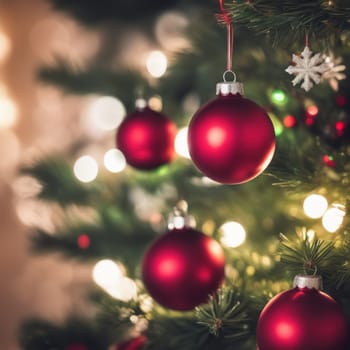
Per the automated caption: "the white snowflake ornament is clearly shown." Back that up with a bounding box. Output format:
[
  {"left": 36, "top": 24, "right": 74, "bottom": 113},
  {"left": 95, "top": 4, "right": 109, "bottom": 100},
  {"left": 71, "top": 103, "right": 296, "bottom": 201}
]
[
  {"left": 285, "top": 46, "right": 329, "bottom": 92},
  {"left": 322, "top": 53, "right": 346, "bottom": 91}
]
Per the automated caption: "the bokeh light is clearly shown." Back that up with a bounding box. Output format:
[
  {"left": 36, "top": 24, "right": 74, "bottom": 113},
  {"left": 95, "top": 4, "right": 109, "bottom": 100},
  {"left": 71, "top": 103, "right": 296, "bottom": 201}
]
[
  {"left": 148, "top": 95, "right": 163, "bottom": 111},
  {"left": 303, "top": 194, "right": 328, "bottom": 219},
  {"left": 73, "top": 155, "right": 98, "bottom": 183},
  {"left": 155, "top": 11, "right": 189, "bottom": 51},
  {"left": 175, "top": 127, "right": 190, "bottom": 159},
  {"left": 92, "top": 259, "right": 124, "bottom": 289},
  {"left": 83, "top": 96, "right": 126, "bottom": 131},
  {"left": 220, "top": 221, "right": 246, "bottom": 248},
  {"left": 322, "top": 204, "right": 345, "bottom": 233},
  {"left": 104, "top": 149, "right": 126, "bottom": 173},
  {"left": 146, "top": 50, "right": 167, "bottom": 78},
  {"left": 0, "top": 95, "right": 18, "bottom": 128},
  {"left": 271, "top": 89, "right": 288, "bottom": 106},
  {"left": 104, "top": 276, "right": 137, "bottom": 302}
]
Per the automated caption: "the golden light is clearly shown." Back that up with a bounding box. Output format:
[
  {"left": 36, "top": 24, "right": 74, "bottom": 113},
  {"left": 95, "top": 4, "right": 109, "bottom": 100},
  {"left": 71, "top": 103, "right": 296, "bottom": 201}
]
[
  {"left": 103, "top": 149, "right": 126, "bottom": 173},
  {"left": 83, "top": 96, "right": 126, "bottom": 131},
  {"left": 148, "top": 95, "right": 163, "bottom": 111},
  {"left": 155, "top": 11, "right": 190, "bottom": 52},
  {"left": 303, "top": 194, "right": 328, "bottom": 219},
  {"left": 322, "top": 204, "right": 345, "bottom": 233},
  {"left": 73, "top": 155, "right": 99, "bottom": 183},
  {"left": 175, "top": 127, "right": 190, "bottom": 159},
  {"left": 0, "top": 95, "right": 18, "bottom": 128},
  {"left": 146, "top": 50, "right": 167, "bottom": 78},
  {"left": 92, "top": 259, "right": 124, "bottom": 289},
  {"left": 104, "top": 277, "right": 137, "bottom": 302},
  {"left": 220, "top": 221, "right": 246, "bottom": 248}
]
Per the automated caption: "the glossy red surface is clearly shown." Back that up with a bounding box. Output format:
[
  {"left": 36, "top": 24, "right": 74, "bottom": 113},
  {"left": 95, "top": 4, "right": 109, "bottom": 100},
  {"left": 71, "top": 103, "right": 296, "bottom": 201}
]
[
  {"left": 142, "top": 227, "right": 225, "bottom": 310},
  {"left": 188, "top": 93, "right": 275, "bottom": 184},
  {"left": 257, "top": 287, "right": 349, "bottom": 350},
  {"left": 116, "top": 107, "right": 176, "bottom": 170}
]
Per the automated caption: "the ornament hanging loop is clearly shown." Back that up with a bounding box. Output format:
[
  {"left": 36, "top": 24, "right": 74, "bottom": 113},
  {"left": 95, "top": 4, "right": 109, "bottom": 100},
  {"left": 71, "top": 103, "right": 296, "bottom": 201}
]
[{"left": 223, "top": 70, "right": 236, "bottom": 83}]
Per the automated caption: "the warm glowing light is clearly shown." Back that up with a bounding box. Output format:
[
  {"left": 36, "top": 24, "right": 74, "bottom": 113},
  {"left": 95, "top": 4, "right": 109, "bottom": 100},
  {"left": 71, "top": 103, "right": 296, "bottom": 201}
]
[
  {"left": 146, "top": 50, "right": 167, "bottom": 78},
  {"left": 0, "top": 31, "right": 11, "bottom": 63},
  {"left": 220, "top": 221, "right": 246, "bottom": 248},
  {"left": 306, "top": 105, "right": 319, "bottom": 117},
  {"left": 92, "top": 259, "right": 124, "bottom": 289},
  {"left": 103, "top": 149, "right": 126, "bottom": 173},
  {"left": 0, "top": 95, "right": 18, "bottom": 128},
  {"left": 84, "top": 96, "right": 126, "bottom": 131},
  {"left": 322, "top": 204, "right": 345, "bottom": 233},
  {"left": 104, "top": 276, "right": 137, "bottom": 302},
  {"left": 73, "top": 155, "right": 98, "bottom": 183},
  {"left": 283, "top": 115, "right": 297, "bottom": 128},
  {"left": 303, "top": 194, "right": 328, "bottom": 219},
  {"left": 175, "top": 127, "right": 190, "bottom": 159},
  {"left": 148, "top": 95, "right": 163, "bottom": 111},
  {"left": 155, "top": 11, "right": 190, "bottom": 51},
  {"left": 271, "top": 89, "right": 288, "bottom": 106}
]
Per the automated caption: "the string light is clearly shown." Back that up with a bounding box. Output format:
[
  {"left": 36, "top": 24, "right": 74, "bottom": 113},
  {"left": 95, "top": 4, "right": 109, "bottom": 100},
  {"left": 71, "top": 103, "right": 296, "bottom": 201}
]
[
  {"left": 220, "top": 221, "right": 246, "bottom": 248},
  {"left": 73, "top": 155, "right": 98, "bottom": 183},
  {"left": 174, "top": 127, "right": 190, "bottom": 159},
  {"left": 83, "top": 96, "right": 126, "bottom": 131},
  {"left": 322, "top": 204, "right": 345, "bottom": 233},
  {"left": 271, "top": 89, "right": 288, "bottom": 106},
  {"left": 0, "top": 95, "right": 18, "bottom": 128},
  {"left": 148, "top": 95, "right": 163, "bottom": 111},
  {"left": 104, "top": 276, "right": 137, "bottom": 302},
  {"left": 303, "top": 194, "right": 328, "bottom": 219},
  {"left": 103, "top": 149, "right": 126, "bottom": 173},
  {"left": 146, "top": 50, "right": 167, "bottom": 78},
  {"left": 92, "top": 259, "right": 124, "bottom": 289}
]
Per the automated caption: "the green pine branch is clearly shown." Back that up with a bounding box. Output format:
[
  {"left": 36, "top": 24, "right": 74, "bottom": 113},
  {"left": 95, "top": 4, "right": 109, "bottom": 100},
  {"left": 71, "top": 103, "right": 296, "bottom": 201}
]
[
  {"left": 229, "top": 0, "right": 350, "bottom": 47},
  {"left": 279, "top": 229, "right": 350, "bottom": 288},
  {"left": 38, "top": 59, "right": 150, "bottom": 112}
]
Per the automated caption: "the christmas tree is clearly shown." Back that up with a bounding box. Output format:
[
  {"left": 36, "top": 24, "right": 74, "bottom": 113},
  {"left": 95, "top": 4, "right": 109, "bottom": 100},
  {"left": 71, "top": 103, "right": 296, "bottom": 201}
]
[{"left": 18, "top": 1, "right": 350, "bottom": 349}]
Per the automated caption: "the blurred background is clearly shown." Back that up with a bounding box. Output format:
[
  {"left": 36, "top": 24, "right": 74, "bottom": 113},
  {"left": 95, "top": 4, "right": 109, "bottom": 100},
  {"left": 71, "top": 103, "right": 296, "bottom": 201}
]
[{"left": 0, "top": 1, "right": 103, "bottom": 348}]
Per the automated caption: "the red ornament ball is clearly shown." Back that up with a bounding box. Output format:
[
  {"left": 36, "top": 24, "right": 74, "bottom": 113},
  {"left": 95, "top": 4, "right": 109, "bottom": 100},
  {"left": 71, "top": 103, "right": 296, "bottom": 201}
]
[
  {"left": 188, "top": 86, "right": 276, "bottom": 184},
  {"left": 116, "top": 335, "right": 147, "bottom": 350},
  {"left": 65, "top": 344, "right": 88, "bottom": 350},
  {"left": 116, "top": 105, "right": 176, "bottom": 170},
  {"left": 142, "top": 227, "right": 225, "bottom": 310},
  {"left": 257, "top": 276, "right": 348, "bottom": 350}
]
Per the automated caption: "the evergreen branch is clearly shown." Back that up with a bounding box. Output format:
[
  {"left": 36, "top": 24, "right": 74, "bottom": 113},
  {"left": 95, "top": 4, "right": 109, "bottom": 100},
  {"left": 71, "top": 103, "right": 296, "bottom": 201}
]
[
  {"left": 38, "top": 59, "right": 150, "bottom": 111},
  {"left": 229, "top": 0, "right": 350, "bottom": 47},
  {"left": 279, "top": 230, "right": 350, "bottom": 288},
  {"left": 21, "top": 157, "right": 94, "bottom": 206},
  {"left": 195, "top": 287, "right": 251, "bottom": 340}
]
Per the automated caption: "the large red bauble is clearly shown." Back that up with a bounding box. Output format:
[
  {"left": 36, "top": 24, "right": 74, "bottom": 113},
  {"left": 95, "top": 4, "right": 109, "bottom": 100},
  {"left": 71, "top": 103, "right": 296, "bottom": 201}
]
[
  {"left": 116, "top": 106, "right": 176, "bottom": 170},
  {"left": 257, "top": 281, "right": 348, "bottom": 350},
  {"left": 188, "top": 92, "right": 276, "bottom": 184},
  {"left": 142, "top": 227, "right": 225, "bottom": 311}
]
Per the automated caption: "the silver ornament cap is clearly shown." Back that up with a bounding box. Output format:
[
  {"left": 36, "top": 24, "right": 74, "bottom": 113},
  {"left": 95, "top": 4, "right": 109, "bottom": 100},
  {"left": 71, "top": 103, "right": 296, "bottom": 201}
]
[
  {"left": 216, "top": 82, "right": 244, "bottom": 96},
  {"left": 293, "top": 274, "right": 323, "bottom": 290},
  {"left": 216, "top": 70, "right": 244, "bottom": 96}
]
